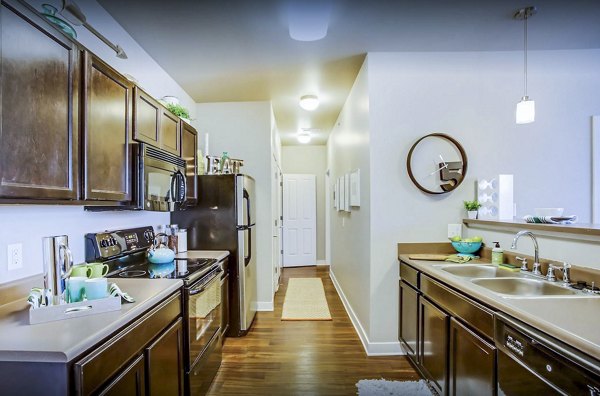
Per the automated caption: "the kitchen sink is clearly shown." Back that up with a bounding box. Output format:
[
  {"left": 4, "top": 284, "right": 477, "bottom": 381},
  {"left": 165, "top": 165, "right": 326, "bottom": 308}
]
[
  {"left": 470, "top": 278, "right": 580, "bottom": 297},
  {"left": 441, "top": 265, "right": 522, "bottom": 278}
]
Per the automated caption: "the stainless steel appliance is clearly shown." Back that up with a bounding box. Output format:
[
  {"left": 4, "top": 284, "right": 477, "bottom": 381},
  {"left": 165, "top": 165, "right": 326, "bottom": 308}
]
[
  {"left": 495, "top": 312, "right": 600, "bottom": 395},
  {"left": 85, "top": 226, "right": 224, "bottom": 396},
  {"left": 138, "top": 143, "right": 187, "bottom": 211},
  {"left": 41, "top": 235, "right": 74, "bottom": 305},
  {"left": 172, "top": 174, "right": 257, "bottom": 336}
]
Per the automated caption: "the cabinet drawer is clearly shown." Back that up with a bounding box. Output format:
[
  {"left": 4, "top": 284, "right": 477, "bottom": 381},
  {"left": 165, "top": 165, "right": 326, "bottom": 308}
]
[
  {"left": 74, "top": 292, "right": 181, "bottom": 395},
  {"left": 400, "top": 261, "right": 419, "bottom": 289},
  {"left": 421, "top": 275, "right": 494, "bottom": 339}
]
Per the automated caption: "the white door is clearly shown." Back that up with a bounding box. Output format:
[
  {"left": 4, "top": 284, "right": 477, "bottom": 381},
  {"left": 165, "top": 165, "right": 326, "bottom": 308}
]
[{"left": 283, "top": 174, "right": 316, "bottom": 267}]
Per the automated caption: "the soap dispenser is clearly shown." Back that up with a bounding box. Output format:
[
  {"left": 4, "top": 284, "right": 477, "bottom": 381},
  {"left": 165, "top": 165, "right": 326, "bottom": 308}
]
[{"left": 492, "top": 242, "right": 503, "bottom": 265}]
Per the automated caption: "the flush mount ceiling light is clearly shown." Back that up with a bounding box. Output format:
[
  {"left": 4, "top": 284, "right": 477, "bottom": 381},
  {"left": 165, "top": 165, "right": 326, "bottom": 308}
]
[
  {"left": 60, "top": 0, "right": 128, "bottom": 59},
  {"left": 514, "top": 6, "right": 537, "bottom": 124},
  {"left": 299, "top": 95, "right": 319, "bottom": 111},
  {"left": 287, "top": 1, "right": 332, "bottom": 42},
  {"left": 297, "top": 128, "right": 313, "bottom": 144}
]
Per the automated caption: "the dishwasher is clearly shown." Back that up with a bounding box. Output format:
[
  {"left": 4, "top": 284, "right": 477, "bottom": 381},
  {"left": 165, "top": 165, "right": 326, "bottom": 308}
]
[{"left": 495, "top": 312, "right": 600, "bottom": 395}]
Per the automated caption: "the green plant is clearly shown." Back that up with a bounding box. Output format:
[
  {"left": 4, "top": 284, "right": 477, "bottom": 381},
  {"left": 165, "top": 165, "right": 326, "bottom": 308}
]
[
  {"left": 165, "top": 103, "right": 190, "bottom": 119},
  {"left": 464, "top": 200, "right": 481, "bottom": 211}
]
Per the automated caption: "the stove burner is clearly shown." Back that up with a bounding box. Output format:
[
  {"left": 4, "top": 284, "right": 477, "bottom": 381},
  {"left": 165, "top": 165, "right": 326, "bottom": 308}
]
[{"left": 119, "top": 270, "right": 147, "bottom": 278}]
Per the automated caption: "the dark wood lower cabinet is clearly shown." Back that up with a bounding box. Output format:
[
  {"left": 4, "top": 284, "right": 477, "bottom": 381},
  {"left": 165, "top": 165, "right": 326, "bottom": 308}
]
[
  {"left": 146, "top": 318, "right": 184, "bottom": 396},
  {"left": 399, "top": 280, "right": 419, "bottom": 360},
  {"left": 449, "top": 318, "right": 496, "bottom": 396},
  {"left": 99, "top": 355, "right": 146, "bottom": 396},
  {"left": 419, "top": 296, "right": 449, "bottom": 395}
]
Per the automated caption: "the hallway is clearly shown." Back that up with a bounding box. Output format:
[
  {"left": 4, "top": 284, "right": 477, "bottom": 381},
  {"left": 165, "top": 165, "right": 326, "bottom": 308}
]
[{"left": 208, "top": 266, "right": 419, "bottom": 395}]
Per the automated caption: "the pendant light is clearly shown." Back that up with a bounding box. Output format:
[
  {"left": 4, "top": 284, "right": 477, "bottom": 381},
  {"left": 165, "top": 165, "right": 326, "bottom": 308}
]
[{"left": 514, "top": 6, "right": 536, "bottom": 124}]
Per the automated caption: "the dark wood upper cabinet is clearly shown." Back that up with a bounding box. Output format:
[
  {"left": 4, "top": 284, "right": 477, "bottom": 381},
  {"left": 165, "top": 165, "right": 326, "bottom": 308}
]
[
  {"left": 82, "top": 52, "right": 133, "bottom": 202},
  {"left": 0, "top": 0, "right": 80, "bottom": 200},
  {"left": 160, "top": 108, "right": 181, "bottom": 156},
  {"left": 133, "top": 87, "right": 160, "bottom": 146},
  {"left": 181, "top": 121, "right": 198, "bottom": 202}
]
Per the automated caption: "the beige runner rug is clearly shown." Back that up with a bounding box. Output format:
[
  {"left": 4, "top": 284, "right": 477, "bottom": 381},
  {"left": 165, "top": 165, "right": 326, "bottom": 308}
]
[{"left": 282, "top": 278, "right": 332, "bottom": 321}]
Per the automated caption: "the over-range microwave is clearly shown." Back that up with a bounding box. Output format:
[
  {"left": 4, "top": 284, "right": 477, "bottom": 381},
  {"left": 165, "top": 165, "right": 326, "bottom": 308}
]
[{"left": 137, "top": 144, "right": 186, "bottom": 212}]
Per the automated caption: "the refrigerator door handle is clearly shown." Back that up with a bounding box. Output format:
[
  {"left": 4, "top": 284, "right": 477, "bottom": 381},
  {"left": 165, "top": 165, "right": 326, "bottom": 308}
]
[
  {"left": 245, "top": 227, "right": 252, "bottom": 266},
  {"left": 244, "top": 189, "right": 251, "bottom": 227}
]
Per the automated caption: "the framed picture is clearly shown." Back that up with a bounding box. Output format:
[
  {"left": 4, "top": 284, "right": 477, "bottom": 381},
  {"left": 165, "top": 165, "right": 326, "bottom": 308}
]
[
  {"left": 350, "top": 169, "right": 360, "bottom": 207},
  {"left": 344, "top": 173, "right": 351, "bottom": 212},
  {"left": 339, "top": 176, "right": 346, "bottom": 211},
  {"left": 333, "top": 180, "right": 338, "bottom": 210}
]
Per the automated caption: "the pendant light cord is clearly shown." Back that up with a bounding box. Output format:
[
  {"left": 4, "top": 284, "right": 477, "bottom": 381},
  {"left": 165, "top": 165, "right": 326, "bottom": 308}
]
[{"left": 524, "top": 13, "right": 528, "bottom": 98}]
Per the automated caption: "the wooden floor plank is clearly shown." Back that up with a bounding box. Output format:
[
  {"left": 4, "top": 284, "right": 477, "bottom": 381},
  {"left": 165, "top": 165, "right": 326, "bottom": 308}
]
[{"left": 207, "top": 266, "right": 419, "bottom": 395}]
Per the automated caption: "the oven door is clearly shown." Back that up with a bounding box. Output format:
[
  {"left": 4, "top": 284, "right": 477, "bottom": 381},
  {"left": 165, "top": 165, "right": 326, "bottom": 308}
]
[{"left": 187, "top": 272, "right": 222, "bottom": 368}]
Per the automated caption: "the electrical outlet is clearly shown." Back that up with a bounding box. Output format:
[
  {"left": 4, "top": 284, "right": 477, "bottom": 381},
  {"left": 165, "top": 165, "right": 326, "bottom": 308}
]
[
  {"left": 447, "top": 224, "right": 462, "bottom": 239},
  {"left": 7, "top": 243, "right": 23, "bottom": 270}
]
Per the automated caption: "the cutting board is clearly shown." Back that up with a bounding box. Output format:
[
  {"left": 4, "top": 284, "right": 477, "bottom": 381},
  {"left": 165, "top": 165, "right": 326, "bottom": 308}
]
[{"left": 408, "top": 254, "right": 450, "bottom": 261}]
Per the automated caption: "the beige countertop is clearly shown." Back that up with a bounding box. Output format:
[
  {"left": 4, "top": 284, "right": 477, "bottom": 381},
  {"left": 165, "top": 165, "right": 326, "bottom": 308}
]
[
  {"left": 175, "top": 250, "right": 230, "bottom": 261},
  {"left": 399, "top": 254, "right": 600, "bottom": 361},
  {"left": 0, "top": 278, "right": 182, "bottom": 363}
]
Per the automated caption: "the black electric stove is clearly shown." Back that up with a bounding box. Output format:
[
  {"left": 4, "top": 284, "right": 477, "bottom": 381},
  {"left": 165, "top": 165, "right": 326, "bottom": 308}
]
[{"left": 85, "top": 226, "right": 217, "bottom": 286}]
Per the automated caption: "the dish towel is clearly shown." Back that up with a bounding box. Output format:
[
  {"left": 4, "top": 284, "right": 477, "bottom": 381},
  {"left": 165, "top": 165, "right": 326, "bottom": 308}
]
[
  {"left": 109, "top": 283, "right": 135, "bottom": 303},
  {"left": 523, "top": 215, "right": 577, "bottom": 224},
  {"left": 445, "top": 254, "right": 478, "bottom": 263}
]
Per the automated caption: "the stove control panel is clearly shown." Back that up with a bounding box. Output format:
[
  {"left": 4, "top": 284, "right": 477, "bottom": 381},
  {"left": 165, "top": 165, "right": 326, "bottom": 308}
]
[{"left": 85, "top": 226, "right": 155, "bottom": 261}]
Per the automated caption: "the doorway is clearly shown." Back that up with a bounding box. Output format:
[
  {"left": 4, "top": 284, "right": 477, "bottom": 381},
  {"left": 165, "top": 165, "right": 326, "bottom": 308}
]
[{"left": 282, "top": 174, "right": 316, "bottom": 267}]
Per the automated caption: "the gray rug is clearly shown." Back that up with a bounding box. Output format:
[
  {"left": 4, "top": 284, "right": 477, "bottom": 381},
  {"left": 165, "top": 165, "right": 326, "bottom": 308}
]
[{"left": 356, "top": 379, "right": 433, "bottom": 395}]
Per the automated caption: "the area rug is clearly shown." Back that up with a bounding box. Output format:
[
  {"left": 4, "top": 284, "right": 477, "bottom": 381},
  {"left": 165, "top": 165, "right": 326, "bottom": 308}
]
[
  {"left": 281, "top": 278, "right": 332, "bottom": 321},
  {"left": 356, "top": 379, "right": 433, "bottom": 395}
]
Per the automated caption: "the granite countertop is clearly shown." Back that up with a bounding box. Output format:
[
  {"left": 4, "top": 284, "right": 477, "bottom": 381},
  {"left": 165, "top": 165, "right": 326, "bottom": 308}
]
[
  {"left": 0, "top": 278, "right": 182, "bottom": 363},
  {"left": 398, "top": 254, "right": 600, "bottom": 360},
  {"left": 175, "top": 250, "right": 230, "bottom": 261}
]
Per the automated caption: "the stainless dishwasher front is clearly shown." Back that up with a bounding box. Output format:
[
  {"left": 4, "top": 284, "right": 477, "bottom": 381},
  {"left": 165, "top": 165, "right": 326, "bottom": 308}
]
[{"left": 495, "top": 312, "right": 600, "bottom": 395}]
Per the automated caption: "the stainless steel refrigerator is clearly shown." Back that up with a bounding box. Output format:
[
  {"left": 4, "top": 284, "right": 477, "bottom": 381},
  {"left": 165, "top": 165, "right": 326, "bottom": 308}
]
[{"left": 172, "top": 174, "right": 257, "bottom": 336}]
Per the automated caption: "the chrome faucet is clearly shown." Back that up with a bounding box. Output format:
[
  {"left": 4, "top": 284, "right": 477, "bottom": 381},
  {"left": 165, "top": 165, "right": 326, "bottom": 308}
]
[{"left": 511, "top": 230, "right": 542, "bottom": 276}]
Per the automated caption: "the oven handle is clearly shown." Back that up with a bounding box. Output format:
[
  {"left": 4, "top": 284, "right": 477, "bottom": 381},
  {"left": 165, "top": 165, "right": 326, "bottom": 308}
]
[{"left": 188, "top": 269, "right": 222, "bottom": 295}]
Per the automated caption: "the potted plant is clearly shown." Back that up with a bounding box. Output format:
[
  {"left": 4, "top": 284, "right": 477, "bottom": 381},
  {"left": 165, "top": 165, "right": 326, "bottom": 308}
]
[
  {"left": 464, "top": 200, "right": 481, "bottom": 219},
  {"left": 165, "top": 103, "right": 191, "bottom": 124}
]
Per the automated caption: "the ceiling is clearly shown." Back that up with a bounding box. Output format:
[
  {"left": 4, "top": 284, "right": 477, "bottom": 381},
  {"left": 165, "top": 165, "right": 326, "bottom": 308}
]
[{"left": 97, "top": 0, "right": 600, "bottom": 145}]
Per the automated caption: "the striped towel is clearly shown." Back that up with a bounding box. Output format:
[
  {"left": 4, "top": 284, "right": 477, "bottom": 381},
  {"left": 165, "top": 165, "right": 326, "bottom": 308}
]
[{"left": 523, "top": 215, "right": 577, "bottom": 224}]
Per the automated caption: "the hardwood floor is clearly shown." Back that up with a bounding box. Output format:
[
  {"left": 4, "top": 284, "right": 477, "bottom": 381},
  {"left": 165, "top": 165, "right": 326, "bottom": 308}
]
[{"left": 207, "top": 266, "right": 419, "bottom": 395}]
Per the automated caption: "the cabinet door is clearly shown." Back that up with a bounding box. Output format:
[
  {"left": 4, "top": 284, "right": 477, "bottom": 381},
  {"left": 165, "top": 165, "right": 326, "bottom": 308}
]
[
  {"left": 420, "top": 296, "right": 449, "bottom": 395},
  {"left": 82, "top": 52, "right": 133, "bottom": 201},
  {"left": 133, "top": 87, "right": 160, "bottom": 145},
  {"left": 99, "top": 355, "right": 145, "bottom": 396},
  {"left": 0, "top": 0, "right": 80, "bottom": 200},
  {"left": 399, "top": 280, "right": 419, "bottom": 361},
  {"left": 146, "top": 318, "right": 184, "bottom": 396},
  {"left": 449, "top": 318, "right": 496, "bottom": 396},
  {"left": 181, "top": 121, "right": 197, "bottom": 201},
  {"left": 160, "top": 108, "right": 181, "bottom": 156}
]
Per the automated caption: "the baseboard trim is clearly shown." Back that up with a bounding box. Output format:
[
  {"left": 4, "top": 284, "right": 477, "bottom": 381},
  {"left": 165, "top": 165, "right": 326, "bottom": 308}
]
[
  {"left": 317, "top": 260, "right": 329, "bottom": 266},
  {"left": 329, "top": 270, "right": 403, "bottom": 356},
  {"left": 256, "top": 301, "right": 274, "bottom": 311}
]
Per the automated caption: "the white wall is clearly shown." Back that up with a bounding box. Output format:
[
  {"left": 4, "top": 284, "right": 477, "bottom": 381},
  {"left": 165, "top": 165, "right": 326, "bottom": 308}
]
[
  {"left": 281, "top": 146, "right": 327, "bottom": 262},
  {"left": 0, "top": 0, "right": 200, "bottom": 283},
  {"left": 195, "top": 101, "right": 278, "bottom": 309},
  {"left": 327, "top": 59, "right": 372, "bottom": 345},
  {"left": 329, "top": 49, "right": 600, "bottom": 352}
]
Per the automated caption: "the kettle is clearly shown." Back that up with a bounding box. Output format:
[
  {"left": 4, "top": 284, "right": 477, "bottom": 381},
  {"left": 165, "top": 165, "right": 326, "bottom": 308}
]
[{"left": 147, "top": 233, "right": 175, "bottom": 264}]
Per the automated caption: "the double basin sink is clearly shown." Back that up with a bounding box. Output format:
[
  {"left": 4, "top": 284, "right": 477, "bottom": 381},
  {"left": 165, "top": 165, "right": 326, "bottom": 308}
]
[{"left": 436, "top": 264, "right": 590, "bottom": 298}]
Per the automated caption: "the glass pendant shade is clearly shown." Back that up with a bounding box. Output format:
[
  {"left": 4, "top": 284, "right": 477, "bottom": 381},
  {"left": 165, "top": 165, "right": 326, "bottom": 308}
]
[{"left": 516, "top": 97, "right": 535, "bottom": 124}]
